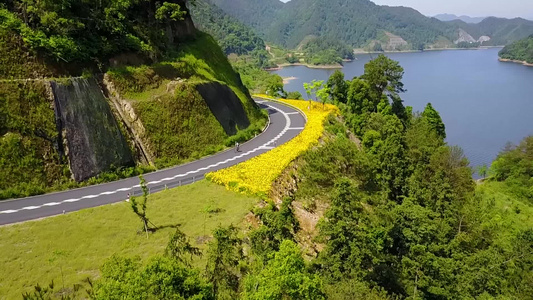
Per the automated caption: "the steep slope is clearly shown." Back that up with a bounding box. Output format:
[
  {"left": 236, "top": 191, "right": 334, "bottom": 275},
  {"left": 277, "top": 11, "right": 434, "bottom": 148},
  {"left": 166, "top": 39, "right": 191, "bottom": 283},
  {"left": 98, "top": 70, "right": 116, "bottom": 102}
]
[
  {"left": 0, "top": 0, "right": 265, "bottom": 198},
  {"left": 208, "top": 0, "right": 283, "bottom": 30},
  {"left": 499, "top": 35, "right": 533, "bottom": 64},
  {"left": 190, "top": 0, "right": 266, "bottom": 56}
]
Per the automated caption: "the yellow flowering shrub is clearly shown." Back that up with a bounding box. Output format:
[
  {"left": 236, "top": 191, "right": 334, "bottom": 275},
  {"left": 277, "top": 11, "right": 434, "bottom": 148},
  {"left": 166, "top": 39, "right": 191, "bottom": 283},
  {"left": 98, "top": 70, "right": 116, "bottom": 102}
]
[{"left": 206, "top": 96, "right": 338, "bottom": 197}]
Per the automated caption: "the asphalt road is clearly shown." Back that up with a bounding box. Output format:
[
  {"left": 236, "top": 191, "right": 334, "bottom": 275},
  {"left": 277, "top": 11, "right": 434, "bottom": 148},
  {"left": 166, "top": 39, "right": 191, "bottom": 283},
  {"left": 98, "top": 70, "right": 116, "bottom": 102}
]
[{"left": 0, "top": 99, "right": 306, "bottom": 226}]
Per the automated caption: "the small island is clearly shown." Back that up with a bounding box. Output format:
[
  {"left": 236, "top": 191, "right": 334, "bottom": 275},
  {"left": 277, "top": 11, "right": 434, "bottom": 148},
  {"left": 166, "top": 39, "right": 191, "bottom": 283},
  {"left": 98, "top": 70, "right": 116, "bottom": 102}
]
[{"left": 498, "top": 35, "right": 533, "bottom": 66}]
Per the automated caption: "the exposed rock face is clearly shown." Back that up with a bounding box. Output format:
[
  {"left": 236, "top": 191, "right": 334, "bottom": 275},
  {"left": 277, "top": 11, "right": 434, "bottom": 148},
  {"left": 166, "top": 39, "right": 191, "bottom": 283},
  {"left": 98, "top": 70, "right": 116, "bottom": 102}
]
[
  {"left": 170, "top": 0, "right": 197, "bottom": 38},
  {"left": 385, "top": 32, "right": 408, "bottom": 49},
  {"left": 478, "top": 35, "right": 491, "bottom": 43},
  {"left": 51, "top": 78, "right": 134, "bottom": 182},
  {"left": 195, "top": 82, "right": 251, "bottom": 135},
  {"left": 102, "top": 74, "right": 155, "bottom": 166},
  {"left": 455, "top": 28, "right": 477, "bottom": 44}
]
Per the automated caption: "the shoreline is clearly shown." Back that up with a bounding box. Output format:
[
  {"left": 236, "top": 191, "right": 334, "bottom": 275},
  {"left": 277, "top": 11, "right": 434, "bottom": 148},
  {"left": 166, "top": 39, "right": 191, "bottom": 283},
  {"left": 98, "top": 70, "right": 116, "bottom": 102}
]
[
  {"left": 267, "top": 46, "right": 505, "bottom": 71},
  {"left": 354, "top": 45, "right": 504, "bottom": 55},
  {"left": 498, "top": 58, "right": 533, "bottom": 67},
  {"left": 266, "top": 62, "right": 343, "bottom": 71},
  {"left": 282, "top": 76, "right": 297, "bottom": 84}
]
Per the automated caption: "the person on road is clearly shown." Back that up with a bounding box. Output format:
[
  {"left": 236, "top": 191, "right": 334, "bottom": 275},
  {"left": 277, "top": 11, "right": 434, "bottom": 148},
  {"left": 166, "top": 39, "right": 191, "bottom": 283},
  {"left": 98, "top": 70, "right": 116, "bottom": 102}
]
[{"left": 235, "top": 141, "right": 240, "bottom": 152}]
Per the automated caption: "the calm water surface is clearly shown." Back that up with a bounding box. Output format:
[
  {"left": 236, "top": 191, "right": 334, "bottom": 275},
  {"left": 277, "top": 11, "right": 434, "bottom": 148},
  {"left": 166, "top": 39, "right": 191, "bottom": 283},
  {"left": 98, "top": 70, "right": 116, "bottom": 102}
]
[{"left": 272, "top": 48, "right": 533, "bottom": 171}]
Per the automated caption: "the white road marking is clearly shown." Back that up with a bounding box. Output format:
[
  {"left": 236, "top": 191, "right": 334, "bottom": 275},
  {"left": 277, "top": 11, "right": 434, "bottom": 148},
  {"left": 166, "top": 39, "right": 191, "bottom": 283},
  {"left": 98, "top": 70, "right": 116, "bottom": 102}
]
[
  {"left": 286, "top": 112, "right": 300, "bottom": 115},
  {"left": 0, "top": 101, "right": 303, "bottom": 215}
]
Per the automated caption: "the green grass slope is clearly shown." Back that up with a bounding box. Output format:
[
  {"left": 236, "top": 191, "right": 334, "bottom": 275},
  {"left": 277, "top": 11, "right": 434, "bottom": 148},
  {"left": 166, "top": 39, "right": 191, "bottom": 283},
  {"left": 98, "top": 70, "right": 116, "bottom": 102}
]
[
  {"left": 107, "top": 33, "right": 267, "bottom": 168},
  {"left": 0, "top": 180, "right": 259, "bottom": 299},
  {"left": 0, "top": 81, "right": 71, "bottom": 198}
]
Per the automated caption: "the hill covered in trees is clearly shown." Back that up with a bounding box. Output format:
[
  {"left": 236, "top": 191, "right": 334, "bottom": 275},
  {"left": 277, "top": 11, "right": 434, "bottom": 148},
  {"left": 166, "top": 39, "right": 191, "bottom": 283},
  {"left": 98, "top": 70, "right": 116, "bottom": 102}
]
[
  {"left": 446, "top": 17, "right": 533, "bottom": 46},
  {"left": 499, "top": 35, "right": 533, "bottom": 64},
  {"left": 208, "top": 0, "right": 533, "bottom": 50},
  {"left": 189, "top": 0, "right": 267, "bottom": 57}
]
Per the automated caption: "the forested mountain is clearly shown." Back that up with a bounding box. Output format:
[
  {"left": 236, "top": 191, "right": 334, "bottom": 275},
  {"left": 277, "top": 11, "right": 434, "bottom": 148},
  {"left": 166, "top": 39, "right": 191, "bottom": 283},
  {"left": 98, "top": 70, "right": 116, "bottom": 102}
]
[
  {"left": 189, "top": 0, "right": 266, "bottom": 56},
  {"left": 209, "top": 0, "right": 283, "bottom": 30},
  {"left": 499, "top": 35, "right": 533, "bottom": 63},
  {"left": 208, "top": 0, "right": 533, "bottom": 50},
  {"left": 446, "top": 17, "right": 533, "bottom": 45},
  {"left": 302, "top": 36, "right": 355, "bottom": 65},
  {"left": 434, "top": 14, "right": 485, "bottom": 24},
  {"left": 261, "top": 0, "right": 457, "bottom": 49}
]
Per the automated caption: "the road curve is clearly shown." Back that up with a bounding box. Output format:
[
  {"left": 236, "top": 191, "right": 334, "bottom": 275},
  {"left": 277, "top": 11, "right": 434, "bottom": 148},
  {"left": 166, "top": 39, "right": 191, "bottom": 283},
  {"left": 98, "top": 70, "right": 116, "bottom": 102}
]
[{"left": 0, "top": 99, "right": 306, "bottom": 226}]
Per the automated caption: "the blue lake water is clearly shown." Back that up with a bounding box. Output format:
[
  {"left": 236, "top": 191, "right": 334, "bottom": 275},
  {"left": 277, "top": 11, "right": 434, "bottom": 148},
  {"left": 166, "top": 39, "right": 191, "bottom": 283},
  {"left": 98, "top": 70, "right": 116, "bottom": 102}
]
[{"left": 272, "top": 48, "right": 533, "bottom": 170}]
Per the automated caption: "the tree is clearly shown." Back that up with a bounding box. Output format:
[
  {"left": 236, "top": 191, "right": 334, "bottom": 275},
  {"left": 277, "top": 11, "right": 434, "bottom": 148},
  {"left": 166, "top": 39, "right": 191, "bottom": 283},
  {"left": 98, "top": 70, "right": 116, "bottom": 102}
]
[
  {"left": 421, "top": 103, "right": 446, "bottom": 139},
  {"left": 477, "top": 164, "right": 488, "bottom": 179},
  {"left": 326, "top": 70, "right": 348, "bottom": 104},
  {"left": 303, "top": 80, "right": 324, "bottom": 107},
  {"left": 93, "top": 255, "right": 212, "bottom": 300},
  {"left": 316, "top": 85, "right": 331, "bottom": 108},
  {"left": 155, "top": 2, "right": 186, "bottom": 22},
  {"left": 205, "top": 225, "right": 244, "bottom": 299},
  {"left": 165, "top": 227, "right": 202, "bottom": 267},
  {"left": 250, "top": 198, "right": 299, "bottom": 260},
  {"left": 286, "top": 91, "right": 303, "bottom": 100},
  {"left": 266, "top": 74, "right": 285, "bottom": 97},
  {"left": 361, "top": 54, "right": 406, "bottom": 100},
  {"left": 243, "top": 240, "right": 325, "bottom": 300},
  {"left": 130, "top": 175, "right": 156, "bottom": 237}
]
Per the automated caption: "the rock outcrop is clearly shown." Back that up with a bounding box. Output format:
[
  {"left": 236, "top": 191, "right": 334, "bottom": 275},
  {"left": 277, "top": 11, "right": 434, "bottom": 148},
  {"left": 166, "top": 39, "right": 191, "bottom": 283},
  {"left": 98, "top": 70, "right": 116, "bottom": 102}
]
[{"left": 51, "top": 78, "right": 134, "bottom": 181}]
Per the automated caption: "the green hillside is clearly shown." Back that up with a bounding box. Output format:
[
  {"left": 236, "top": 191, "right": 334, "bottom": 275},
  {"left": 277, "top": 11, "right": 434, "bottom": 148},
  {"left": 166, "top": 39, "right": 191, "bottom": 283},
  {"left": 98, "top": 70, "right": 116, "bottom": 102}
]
[
  {"left": 0, "top": 0, "right": 266, "bottom": 198},
  {"left": 447, "top": 17, "right": 533, "bottom": 45},
  {"left": 208, "top": 0, "right": 533, "bottom": 50},
  {"left": 499, "top": 35, "right": 533, "bottom": 63},
  {"left": 209, "top": 0, "right": 283, "bottom": 30},
  {"left": 190, "top": 0, "right": 266, "bottom": 56}
]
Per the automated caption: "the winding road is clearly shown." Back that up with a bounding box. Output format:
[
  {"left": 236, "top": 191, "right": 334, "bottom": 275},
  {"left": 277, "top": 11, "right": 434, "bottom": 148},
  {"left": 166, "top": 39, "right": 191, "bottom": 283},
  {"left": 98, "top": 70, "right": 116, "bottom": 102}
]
[{"left": 0, "top": 99, "right": 306, "bottom": 226}]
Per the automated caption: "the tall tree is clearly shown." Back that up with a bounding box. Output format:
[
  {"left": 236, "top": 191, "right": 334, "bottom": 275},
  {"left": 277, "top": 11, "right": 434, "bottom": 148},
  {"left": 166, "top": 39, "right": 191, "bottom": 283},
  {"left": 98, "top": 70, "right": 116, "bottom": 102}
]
[
  {"left": 243, "top": 240, "right": 325, "bottom": 300},
  {"left": 326, "top": 70, "right": 348, "bottom": 104},
  {"left": 361, "top": 54, "right": 406, "bottom": 100},
  {"left": 205, "top": 225, "right": 244, "bottom": 299},
  {"left": 130, "top": 175, "right": 156, "bottom": 237},
  {"left": 421, "top": 102, "right": 446, "bottom": 139}
]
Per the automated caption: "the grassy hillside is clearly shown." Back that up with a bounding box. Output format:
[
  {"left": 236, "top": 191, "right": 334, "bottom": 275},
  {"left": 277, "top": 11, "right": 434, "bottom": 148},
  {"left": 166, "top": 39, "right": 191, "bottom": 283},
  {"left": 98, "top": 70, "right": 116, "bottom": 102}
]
[
  {"left": 0, "top": 81, "right": 71, "bottom": 198},
  {"left": 0, "top": 180, "right": 259, "bottom": 299},
  {"left": 107, "top": 33, "right": 267, "bottom": 168},
  {"left": 499, "top": 35, "right": 533, "bottom": 63},
  {"left": 0, "top": 1, "right": 267, "bottom": 196}
]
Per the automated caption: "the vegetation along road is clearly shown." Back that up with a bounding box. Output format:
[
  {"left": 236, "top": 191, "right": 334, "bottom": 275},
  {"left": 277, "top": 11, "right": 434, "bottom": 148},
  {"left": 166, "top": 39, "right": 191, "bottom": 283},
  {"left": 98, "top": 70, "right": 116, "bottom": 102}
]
[{"left": 0, "top": 98, "right": 306, "bottom": 226}]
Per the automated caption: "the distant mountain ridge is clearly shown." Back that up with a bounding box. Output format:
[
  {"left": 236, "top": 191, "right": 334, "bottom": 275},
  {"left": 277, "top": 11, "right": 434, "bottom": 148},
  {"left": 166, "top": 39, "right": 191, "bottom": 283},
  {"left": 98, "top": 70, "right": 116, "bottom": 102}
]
[
  {"left": 208, "top": 0, "right": 533, "bottom": 50},
  {"left": 434, "top": 14, "right": 486, "bottom": 24}
]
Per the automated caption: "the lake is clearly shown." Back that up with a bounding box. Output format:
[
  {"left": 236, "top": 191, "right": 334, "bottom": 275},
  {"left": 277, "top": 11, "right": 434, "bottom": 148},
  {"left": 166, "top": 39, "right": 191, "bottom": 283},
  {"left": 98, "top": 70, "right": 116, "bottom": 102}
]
[{"left": 272, "top": 48, "right": 533, "bottom": 172}]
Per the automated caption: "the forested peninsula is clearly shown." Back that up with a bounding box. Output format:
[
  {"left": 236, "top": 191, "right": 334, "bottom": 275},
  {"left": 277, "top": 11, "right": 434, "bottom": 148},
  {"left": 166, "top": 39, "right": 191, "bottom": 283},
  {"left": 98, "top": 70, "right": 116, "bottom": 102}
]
[{"left": 499, "top": 35, "right": 533, "bottom": 65}]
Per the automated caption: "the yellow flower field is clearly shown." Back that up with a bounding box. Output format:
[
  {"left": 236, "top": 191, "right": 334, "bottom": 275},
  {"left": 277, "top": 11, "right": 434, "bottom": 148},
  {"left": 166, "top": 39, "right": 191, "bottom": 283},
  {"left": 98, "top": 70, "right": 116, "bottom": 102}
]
[{"left": 206, "top": 96, "right": 338, "bottom": 197}]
